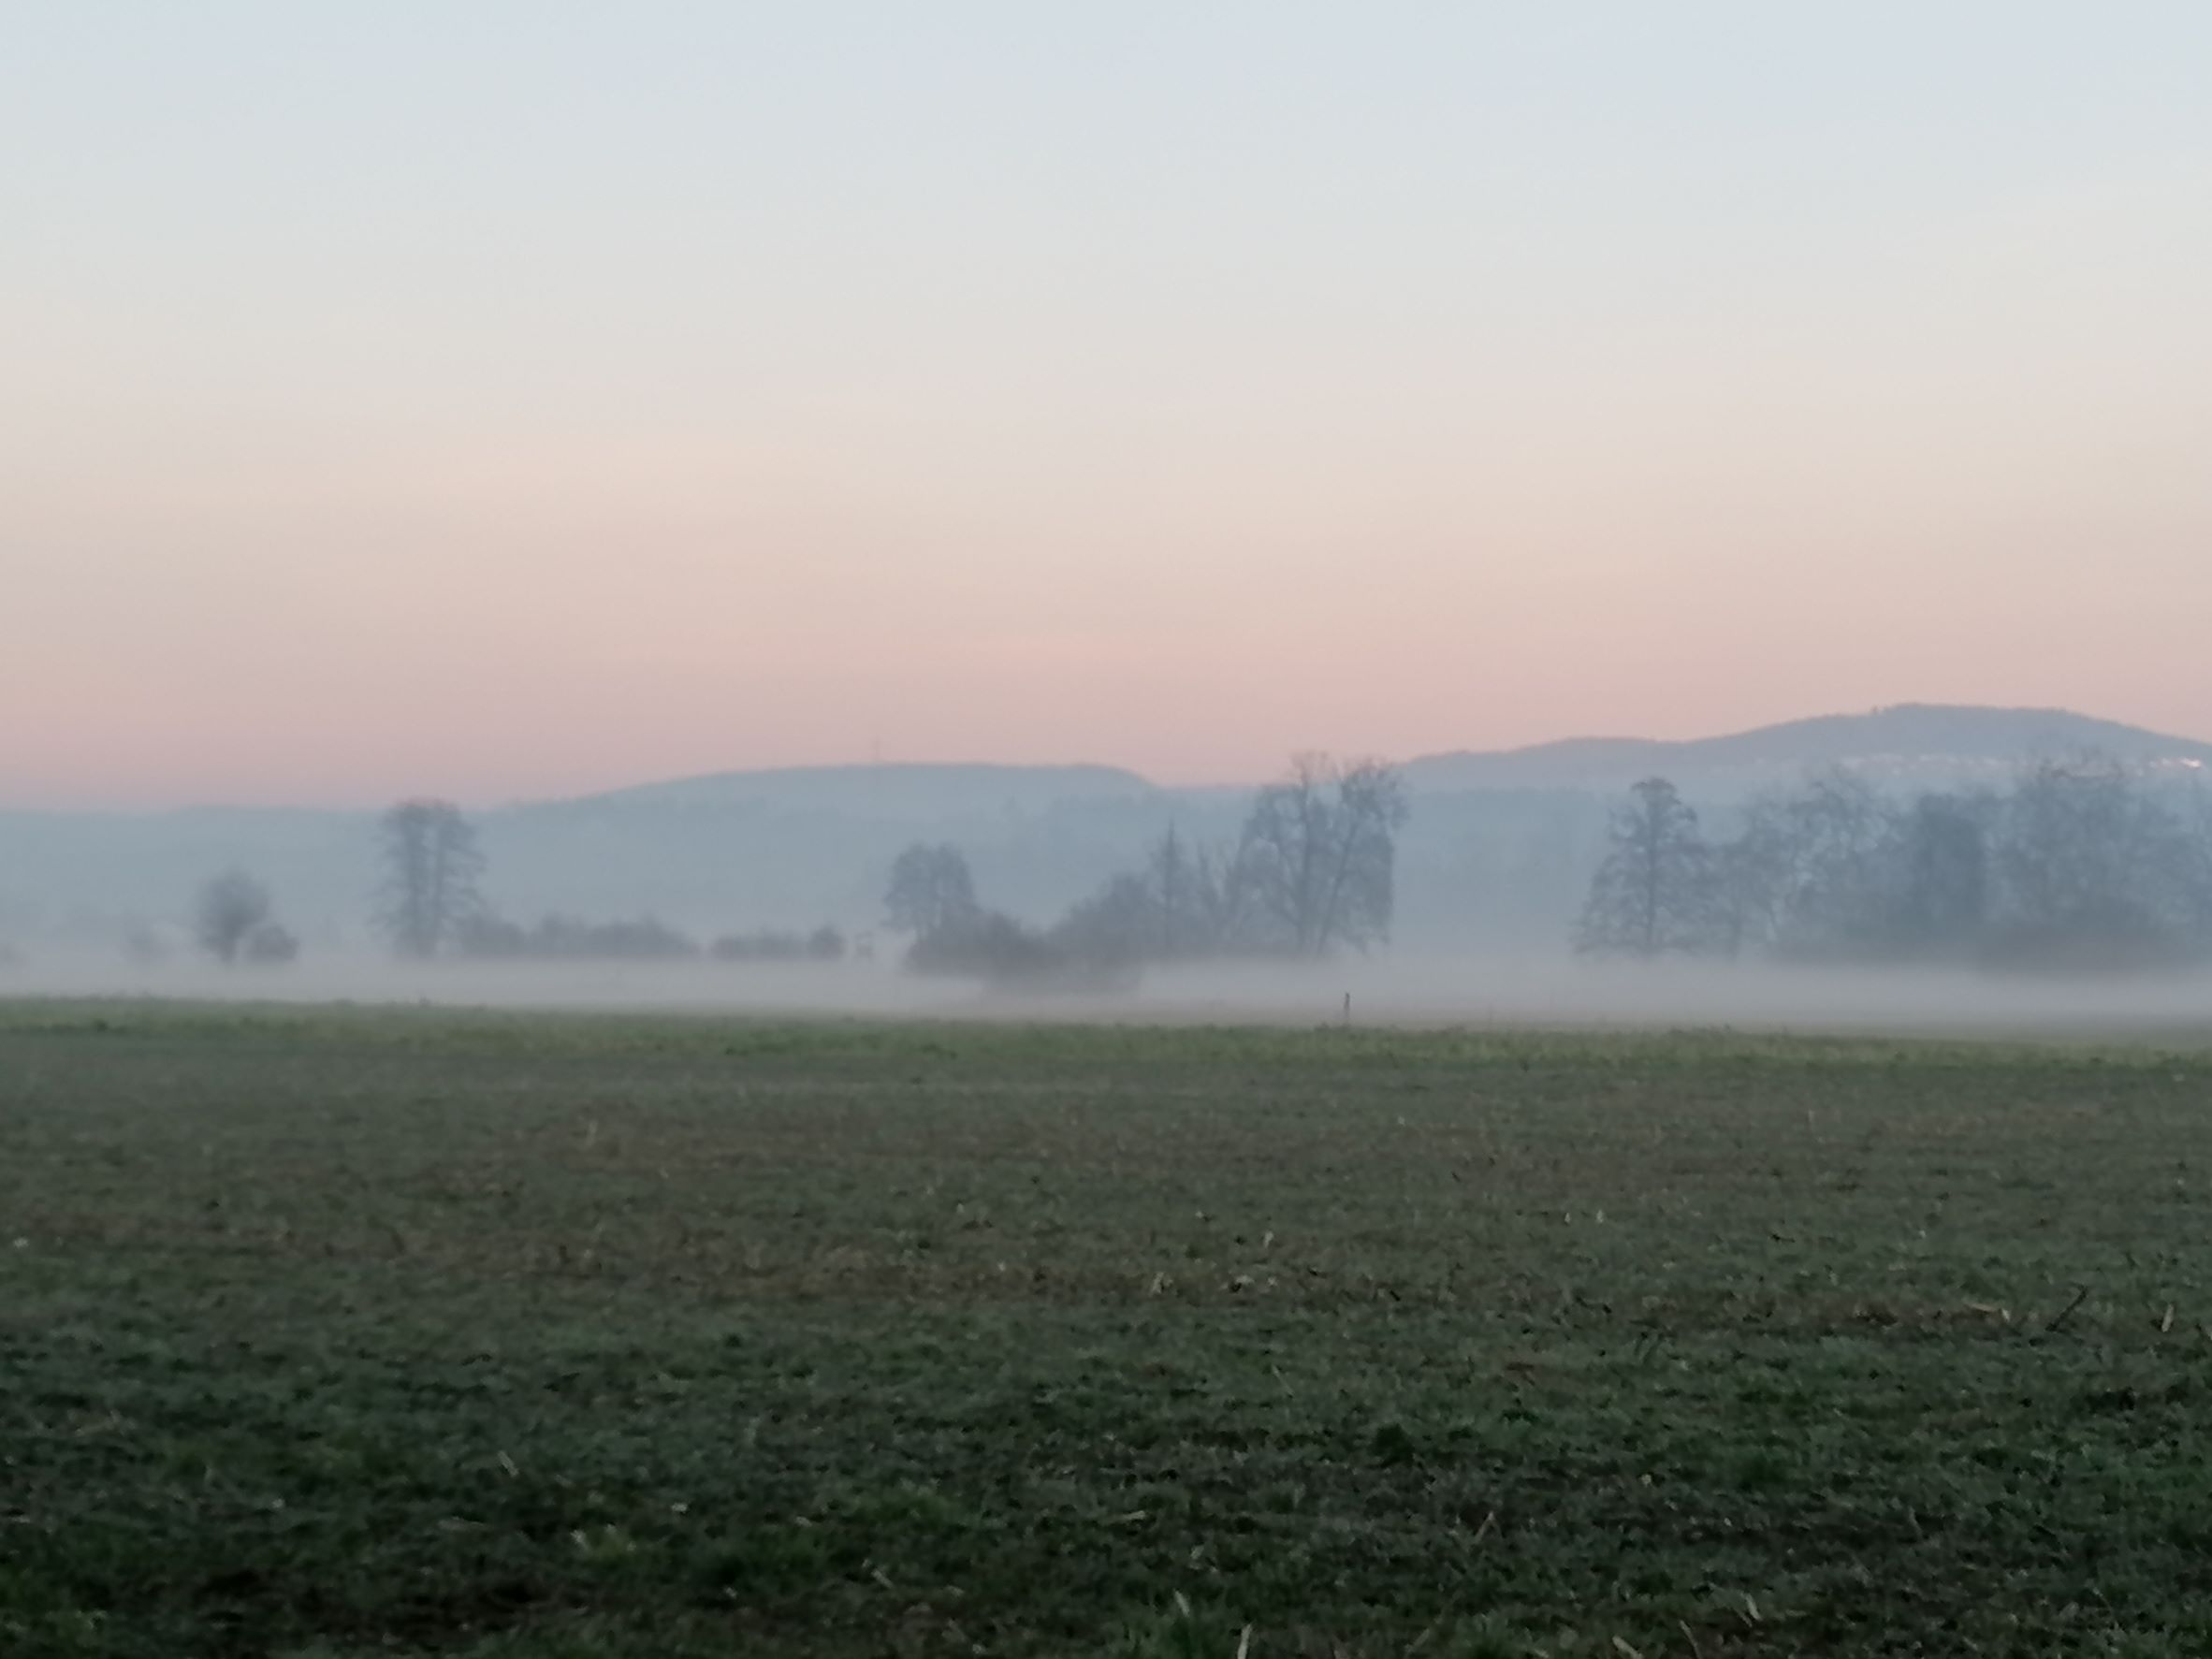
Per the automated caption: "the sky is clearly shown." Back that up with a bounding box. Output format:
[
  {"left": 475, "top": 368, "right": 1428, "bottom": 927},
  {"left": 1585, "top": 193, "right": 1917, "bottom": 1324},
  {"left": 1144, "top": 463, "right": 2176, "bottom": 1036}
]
[{"left": 6, "top": 3, "right": 2212, "bottom": 808}]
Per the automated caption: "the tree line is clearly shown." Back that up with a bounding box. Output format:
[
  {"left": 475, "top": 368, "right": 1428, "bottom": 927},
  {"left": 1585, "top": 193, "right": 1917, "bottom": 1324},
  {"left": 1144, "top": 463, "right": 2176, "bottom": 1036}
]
[
  {"left": 189, "top": 753, "right": 1408, "bottom": 980},
  {"left": 180, "top": 749, "right": 2208, "bottom": 980},
  {"left": 185, "top": 798, "right": 850, "bottom": 968},
  {"left": 885, "top": 754, "right": 1409, "bottom": 984},
  {"left": 1577, "top": 756, "right": 2212, "bottom": 970}
]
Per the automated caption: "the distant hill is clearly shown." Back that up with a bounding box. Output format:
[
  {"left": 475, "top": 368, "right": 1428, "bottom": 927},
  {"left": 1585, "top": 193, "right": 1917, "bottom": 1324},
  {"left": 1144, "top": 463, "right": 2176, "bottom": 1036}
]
[
  {"left": 483, "top": 763, "right": 1172, "bottom": 931},
  {"left": 559, "top": 762, "right": 1157, "bottom": 819},
  {"left": 545, "top": 709, "right": 2212, "bottom": 809},
  {"left": 1404, "top": 705, "right": 2212, "bottom": 795}
]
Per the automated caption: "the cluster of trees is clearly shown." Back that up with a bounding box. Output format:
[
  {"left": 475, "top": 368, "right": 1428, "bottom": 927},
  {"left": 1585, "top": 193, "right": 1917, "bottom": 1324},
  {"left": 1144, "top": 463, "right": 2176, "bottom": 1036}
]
[
  {"left": 1577, "top": 757, "right": 2212, "bottom": 970},
  {"left": 178, "top": 799, "right": 481, "bottom": 969},
  {"left": 160, "top": 798, "right": 859, "bottom": 968},
  {"left": 182, "top": 799, "right": 492, "bottom": 969},
  {"left": 374, "top": 799, "right": 845, "bottom": 965},
  {"left": 888, "top": 755, "right": 1409, "bottom": 984},
  {"left": 882, "top": 843, "right": 1068, "bottom": 982},
  {"left": 192, "top": 870, "right": 299, "bottom": 966}
]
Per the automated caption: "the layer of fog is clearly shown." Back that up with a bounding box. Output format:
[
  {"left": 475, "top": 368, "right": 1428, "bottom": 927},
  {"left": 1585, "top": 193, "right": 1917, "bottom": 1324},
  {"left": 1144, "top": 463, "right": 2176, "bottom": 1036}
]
[{"left": 8, "top": 945, "right": 2212, "bottom": 1043}]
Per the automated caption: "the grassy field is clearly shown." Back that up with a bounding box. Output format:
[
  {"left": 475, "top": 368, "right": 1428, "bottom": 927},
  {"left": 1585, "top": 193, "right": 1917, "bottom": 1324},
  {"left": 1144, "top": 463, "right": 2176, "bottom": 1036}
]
[{"left": 7, "top": 1003, "right": 2212, "bottom": 1657}]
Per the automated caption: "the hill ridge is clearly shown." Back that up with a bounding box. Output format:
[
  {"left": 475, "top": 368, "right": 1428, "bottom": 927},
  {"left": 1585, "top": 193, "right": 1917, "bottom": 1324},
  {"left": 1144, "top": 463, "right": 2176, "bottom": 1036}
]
[{"left": 1404, "top": 703, "right": 2212, "bottom": 793}]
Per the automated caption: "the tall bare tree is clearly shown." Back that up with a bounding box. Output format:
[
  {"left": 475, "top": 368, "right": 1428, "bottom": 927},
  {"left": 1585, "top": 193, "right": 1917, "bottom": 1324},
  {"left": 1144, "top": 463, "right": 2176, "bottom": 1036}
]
[
  {"left": 376, "top": 799, "right": 485, "bottom": 959},
  {"left": 1576, "top": 777, "right": 1719, "bottom": 957},
  {"left": 1237, "top": 754, "right": 1408, "bottom": 956}
]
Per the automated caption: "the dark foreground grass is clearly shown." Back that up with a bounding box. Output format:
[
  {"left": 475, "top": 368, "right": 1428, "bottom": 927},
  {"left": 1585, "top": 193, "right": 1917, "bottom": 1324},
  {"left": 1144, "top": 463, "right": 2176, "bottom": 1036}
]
[{"left": 7, "top": 1004, "right": 2212, "bottom": 1656}]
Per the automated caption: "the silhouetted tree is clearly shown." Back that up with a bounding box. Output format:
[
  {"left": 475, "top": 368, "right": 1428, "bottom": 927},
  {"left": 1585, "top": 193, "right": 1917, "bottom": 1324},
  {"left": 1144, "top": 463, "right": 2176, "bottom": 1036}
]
[
  {"left": 1576, "top": 778, "right": 1720, "bottom": 957},
  {"left": 196, "top": 870, "right": 273, "bottom": 965},
  {"left": 376, "top": 799, "right": 485, "bottom": 959},
  {"left": 1237, "top": 755, "right": 1408, "bottom": 956},
  {"left": 885, "top": 843, "right": 979, "bottom": 939}
]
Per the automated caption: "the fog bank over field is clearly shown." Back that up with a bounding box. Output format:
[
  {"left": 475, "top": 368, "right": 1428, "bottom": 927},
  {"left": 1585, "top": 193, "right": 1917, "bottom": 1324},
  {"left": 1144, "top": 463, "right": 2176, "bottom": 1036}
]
[{"left": 7, "top": 947, "right": 2212, "bottom": 1044}]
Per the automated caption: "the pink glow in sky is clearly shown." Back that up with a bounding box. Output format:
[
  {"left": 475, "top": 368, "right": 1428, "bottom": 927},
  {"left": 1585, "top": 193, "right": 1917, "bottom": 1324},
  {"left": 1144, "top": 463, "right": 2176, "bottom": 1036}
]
[{"left": 7, "top": 5, "right": 2212, "bottom": 808}]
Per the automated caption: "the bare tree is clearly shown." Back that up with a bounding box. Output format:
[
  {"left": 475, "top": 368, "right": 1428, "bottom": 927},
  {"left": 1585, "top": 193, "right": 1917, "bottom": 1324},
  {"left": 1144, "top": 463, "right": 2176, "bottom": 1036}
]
[
  {"left": 1576, "top": 778, "right": 1720, "bottom": 957},
  {"left": 196, "top": 869, "right": 272, "bottom": 965},
  {"left": 1237, "top": 754, "right": 1409, "bottom": 956},
  {"left": 884, "top": 843, "right": 979, "bottom": 939},
  {"left": 376, "top": 799, "right": 486, "bottom": 959}
]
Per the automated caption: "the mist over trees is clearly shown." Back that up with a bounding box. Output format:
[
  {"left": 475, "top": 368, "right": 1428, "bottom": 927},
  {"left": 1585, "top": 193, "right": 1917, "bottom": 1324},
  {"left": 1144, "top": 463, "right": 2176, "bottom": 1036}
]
[
  {"left": 38, "top": 713, "right": 2212, "bottom": 997},
  {"left": 885, "top": 844, "right": 981, "bottom": 939},
  {"left": 195, "top": 870, "right": 271, "bottom": 964},
  {"left": 1050, "top": 825, "right": 1231, "bottom": 968},
  {"left": 194, "top": 870, "right": 298, "bottom": 966},
  {"left": 1575, "top": 779, "right": 1719, "bottom": 957},
  {"left": 880, "top": 844, "right": 1066, "bottom": 982},
  {"left": 1579, "top": 756, "right": 2212, "bottom": 970},
  {"left": 370, "top": 793, "right": 853, "bottom": 968},
  {"left": 375, "top": 801, "right": 486, "bottom": 958},
  {"left": 1241, "top": 755, "right": 1409, "bottom": 956},
  {"left": 889, "top": 755, "right": 1411, "bottom": 985}
]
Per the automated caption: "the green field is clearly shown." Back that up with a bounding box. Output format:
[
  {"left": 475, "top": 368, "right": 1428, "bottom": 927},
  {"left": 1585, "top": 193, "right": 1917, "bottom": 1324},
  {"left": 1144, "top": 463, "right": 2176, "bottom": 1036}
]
[{"left": 7, "top": 1003, "right": 2212, "bottom": 1656}]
